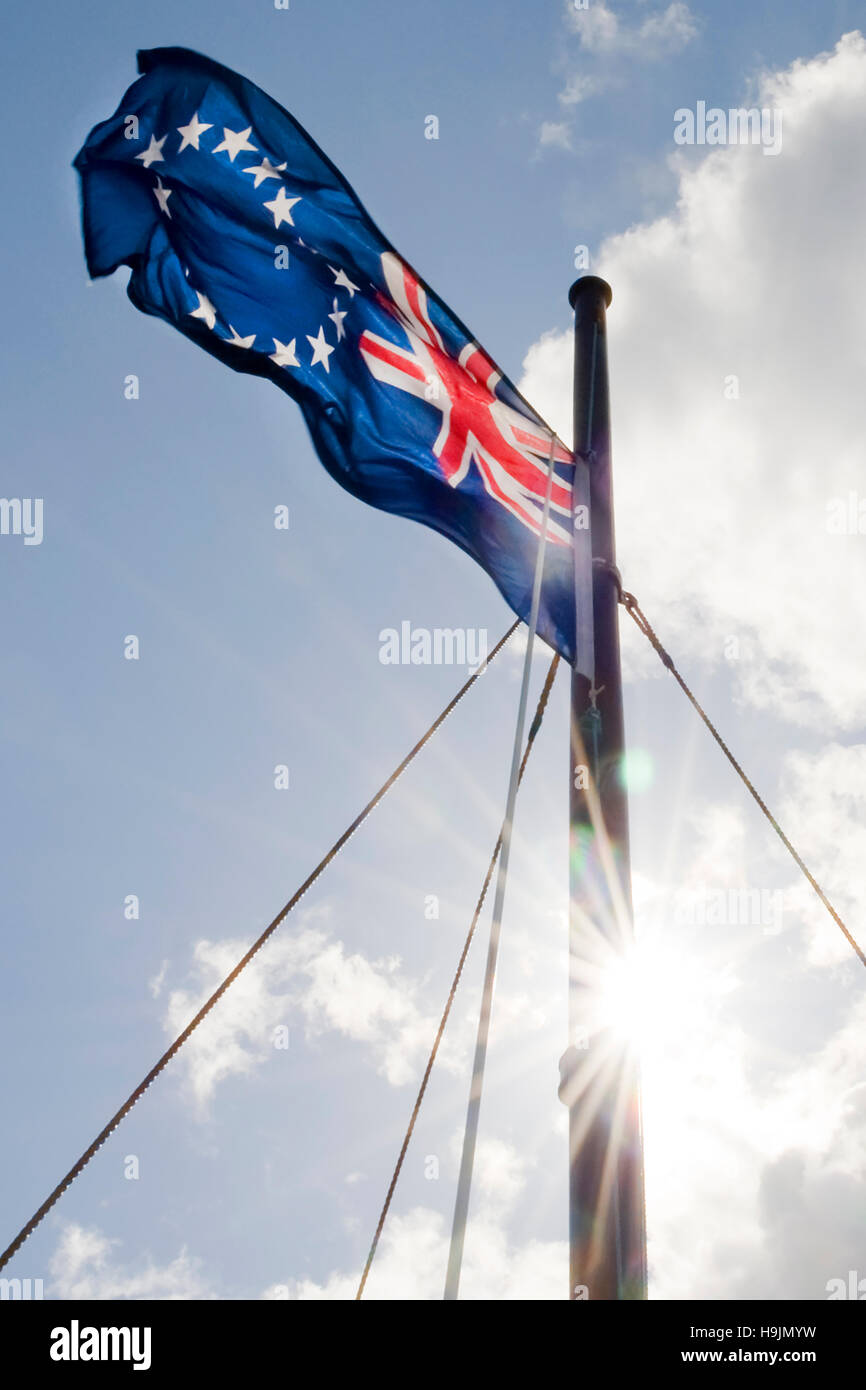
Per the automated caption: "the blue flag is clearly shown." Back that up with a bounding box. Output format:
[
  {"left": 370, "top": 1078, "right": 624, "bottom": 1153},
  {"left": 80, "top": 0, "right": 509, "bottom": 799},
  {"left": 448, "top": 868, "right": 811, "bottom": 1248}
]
[{"left": 74, "top": 48, "right": 580, "bottom": 662}]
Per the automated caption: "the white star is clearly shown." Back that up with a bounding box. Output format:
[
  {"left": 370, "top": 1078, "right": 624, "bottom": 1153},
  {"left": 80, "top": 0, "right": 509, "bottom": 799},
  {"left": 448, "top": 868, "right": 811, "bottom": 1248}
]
[
  {"left": 189, "top": 292, "right": 217, "bottom": 331},
  {"left": 307, "top": 326, "right": 335, "bottom": 373},
  {"left": 270, "top": 337, "right": 299, "bottom": 368},
  {"left": 263, "top": 186, "right": 302, "bottom": 229},
  {"left": 328, "top": 265, "right": 360, "bottom": 297},
  {"left": 152, "top": 178, "right": 172, "bottom": 218},
  {"left": 212, "top": 126, "right": 257, "bottom": 162},
  {"left": 177, "top": 111, "right": 213, "bottom": 152},
  {"left": 226, "top": 325, "right": 256, "bottom": 349},
  {"left": 243, "top": 157, "right": 286, "bottom": 188},
  {"left": 135, "top": 134, "right": 167, "bottom": 169},
  {"left": 328, "top": 298, "right": 348, "bottom": 342}
]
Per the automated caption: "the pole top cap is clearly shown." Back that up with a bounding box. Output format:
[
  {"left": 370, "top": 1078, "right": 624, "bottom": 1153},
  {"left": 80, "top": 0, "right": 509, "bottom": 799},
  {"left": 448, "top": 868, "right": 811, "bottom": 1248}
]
[{"left": 568, "top": 275, "right": 613, "bottom": 310}]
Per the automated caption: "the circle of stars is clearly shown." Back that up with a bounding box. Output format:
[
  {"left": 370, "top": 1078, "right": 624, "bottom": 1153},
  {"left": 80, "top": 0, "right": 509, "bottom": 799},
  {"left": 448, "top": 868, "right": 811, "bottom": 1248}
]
[{"left": 135, "top": 111, "right": 365, "bottom": 377}]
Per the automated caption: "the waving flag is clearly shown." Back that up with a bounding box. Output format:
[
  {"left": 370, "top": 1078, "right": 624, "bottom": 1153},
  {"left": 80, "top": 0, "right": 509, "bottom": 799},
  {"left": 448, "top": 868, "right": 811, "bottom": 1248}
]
[{"left": 74, "top": 48, "right": 580, "bottom": 661}]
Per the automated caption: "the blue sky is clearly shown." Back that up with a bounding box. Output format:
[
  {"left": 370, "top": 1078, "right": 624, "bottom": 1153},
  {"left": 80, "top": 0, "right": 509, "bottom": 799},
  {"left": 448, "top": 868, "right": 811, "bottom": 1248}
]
[{"left": 3, "top": 0, "right": 866, "bottom": 1300}]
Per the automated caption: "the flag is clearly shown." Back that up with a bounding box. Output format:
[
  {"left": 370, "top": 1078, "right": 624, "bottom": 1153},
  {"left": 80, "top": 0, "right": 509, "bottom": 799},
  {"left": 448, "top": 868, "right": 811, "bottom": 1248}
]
[{"left": 74, "top": 48, "right": 581, "bottom": 662}]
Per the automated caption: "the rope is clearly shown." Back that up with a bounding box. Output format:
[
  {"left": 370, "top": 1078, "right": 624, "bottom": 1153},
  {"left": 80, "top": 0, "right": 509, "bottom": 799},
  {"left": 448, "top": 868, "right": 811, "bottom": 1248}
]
[
  {"left": 356, "top": 650, "right": 560, "bottom": 1299},
  {"left": 0, "top": 620, "right": 520, "bottom": 1277},
  {"left": 444, "top": 434, "right": 560, "bottom": 1299},
  {"left": 621, "top": 591, "right": 866, "bottom": 970}
]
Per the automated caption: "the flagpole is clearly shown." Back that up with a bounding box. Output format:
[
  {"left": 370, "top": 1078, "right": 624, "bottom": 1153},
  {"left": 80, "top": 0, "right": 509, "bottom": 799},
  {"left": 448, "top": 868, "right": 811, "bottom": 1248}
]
[{"left": 560, "top": 275, "right": 647, "bottom": 1300}]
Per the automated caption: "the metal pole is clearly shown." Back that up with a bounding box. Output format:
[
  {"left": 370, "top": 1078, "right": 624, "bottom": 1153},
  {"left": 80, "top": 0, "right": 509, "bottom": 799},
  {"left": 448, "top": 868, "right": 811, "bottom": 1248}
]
[{"left": 559, "top": 275, "right": 647, "bottom": 1300}]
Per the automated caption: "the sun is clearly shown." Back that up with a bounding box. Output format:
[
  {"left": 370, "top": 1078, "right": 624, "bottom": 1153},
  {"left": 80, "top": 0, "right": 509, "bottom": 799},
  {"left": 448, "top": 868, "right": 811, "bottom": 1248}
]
[{"left": 594, "top": 931, "right": 717, "bottom": 1057}]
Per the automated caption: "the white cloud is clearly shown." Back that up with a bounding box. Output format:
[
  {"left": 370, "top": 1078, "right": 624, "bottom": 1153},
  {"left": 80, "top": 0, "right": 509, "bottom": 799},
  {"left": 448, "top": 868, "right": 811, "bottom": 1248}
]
[
  {"left": 48, "top": 1223, "right": 213, "bottom": 1300},
  {"left": 44, "top": 1137, "right": 560, "bottom": 1301},
  {"left": 777, "top": 742, "right": 866, "bottom": 967},
  {"left": 466, "top": 1134, "right": 528, "bottom": 1209},
  {"left": 566, "top": 0, "right": 622, "bottom": 52},
  {"left": 537, "top": 120, "right": 573, "bottom": 153},
  {"left": 148, "top": 958, "right": 169, "bottom": 999},
  {"left": 714, "top": 990, "right": 866, "bottom": 1298},
  {"left": 160, "top": 919, "right": 467, "bottom": 1107},
  {"left": 566, "top": 1, "right": 698, "bottom": 58},
  {"left": 638, "top": 1, "right": 698, "bottom": 54},
  {"left": 624, "top": 800, "right": 866, "bottom": 1299},
  {"left": 554, "top": 1, "right": 695, "bottom": 114},
  {"left": 558, "top": 72, "right": 604, "bottom": 106},
  {"left": 262, "top": 1136, "right": 567, "bottom": 1299},
  {"left": 520, "top": 31, "right": 866, "bottom": 729},
  {"left": 297, "top": 934, "right": 457, "bottom": 1085}
]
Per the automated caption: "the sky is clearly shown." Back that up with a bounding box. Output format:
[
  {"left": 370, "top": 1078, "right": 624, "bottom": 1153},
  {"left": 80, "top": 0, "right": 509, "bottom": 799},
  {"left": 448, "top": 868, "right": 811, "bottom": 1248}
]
[{"left": 2, "top": 0, "right": 866, "bottom": 1301}]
